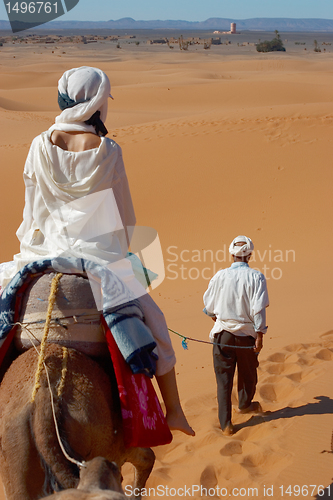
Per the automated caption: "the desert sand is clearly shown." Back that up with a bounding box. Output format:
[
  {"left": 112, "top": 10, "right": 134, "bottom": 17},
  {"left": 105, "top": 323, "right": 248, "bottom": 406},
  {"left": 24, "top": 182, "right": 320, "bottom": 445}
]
[{"left": 0, "top": 35, "right": 333, "bottom": 499}]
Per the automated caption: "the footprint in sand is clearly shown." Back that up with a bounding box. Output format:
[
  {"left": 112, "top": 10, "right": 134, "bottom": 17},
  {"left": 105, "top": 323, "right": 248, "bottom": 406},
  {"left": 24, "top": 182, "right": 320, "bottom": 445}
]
[
  {"left": 265, "top": 362, "right": 285, "bottom": 375},
  {"left": 261, "top": 341, "right": 333, "bottom": 386},
  {"left": 316, "top": 348, "right": 333, "bottom": 361},
  {"left": 258, "top": 341, "right": 333, "bottom": 406},
  {"left": 286, "top": 372, "right": 303, "bottom": 383},
  {"left": 200, "top": 465, "right": 218, "bottom": 489},
  {"left": 240, "top": 444, "right": 292, "bottom": 478},
  {"left": 220, "top": 440, "right": 243, "bottom": 456},
  {"left": 259, "top": 378, "right": 303, "bottom": 403},
  {"left": 260, "top": 383, "right": 278, "bottom": 402},
  {"left": 266, "top": 352, "right": 286, "bottom": 363}
]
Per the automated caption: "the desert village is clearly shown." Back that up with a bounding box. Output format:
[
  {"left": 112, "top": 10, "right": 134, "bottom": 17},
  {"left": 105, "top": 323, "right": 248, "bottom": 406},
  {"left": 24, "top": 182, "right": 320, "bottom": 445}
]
[
  {"left": 0, "top": 23, "right": 246, "bottom": 49},
  {"left": 0, "top": 21, "right": 332, "bottom": 53}
]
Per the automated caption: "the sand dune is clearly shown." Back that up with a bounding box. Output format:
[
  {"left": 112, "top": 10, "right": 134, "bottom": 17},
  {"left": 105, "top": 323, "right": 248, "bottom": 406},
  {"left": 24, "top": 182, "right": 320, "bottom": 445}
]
[
  {"left": 0, "top": 71, "right": 58, "bottom": 89},
  {"left": 0, "top": 91, "right": 57, "bottom": 111},
  {"left": 0, "top": 40, "right": 332, "bottom": 499}
]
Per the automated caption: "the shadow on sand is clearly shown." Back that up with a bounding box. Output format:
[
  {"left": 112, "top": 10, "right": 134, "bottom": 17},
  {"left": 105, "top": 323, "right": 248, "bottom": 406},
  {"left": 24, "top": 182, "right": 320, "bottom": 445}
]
[
  {"left": 236, "top": 395, "right": 333, "bottom": 431},
  {"left": 234, "top": 395, "right": 333, "bottom": 498}
]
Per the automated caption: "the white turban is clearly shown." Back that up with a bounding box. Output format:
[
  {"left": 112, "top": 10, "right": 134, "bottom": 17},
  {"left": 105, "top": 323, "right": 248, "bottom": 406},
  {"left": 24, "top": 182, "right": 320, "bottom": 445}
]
[
  {"left": 229, "top": 235, "right": 254, "bottom": 257},
  {"left": 50, "top": 66, "right": 111, "bottom": 134}
]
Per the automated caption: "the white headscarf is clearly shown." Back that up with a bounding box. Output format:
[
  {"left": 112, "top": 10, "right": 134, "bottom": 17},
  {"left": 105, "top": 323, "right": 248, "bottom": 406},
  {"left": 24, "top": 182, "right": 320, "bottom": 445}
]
[
  {"left": 229, "top": 235, "right": 254, "bottom": 257},
  {"left": 49, "top": 66, "right": 111, "bottom": 134}
]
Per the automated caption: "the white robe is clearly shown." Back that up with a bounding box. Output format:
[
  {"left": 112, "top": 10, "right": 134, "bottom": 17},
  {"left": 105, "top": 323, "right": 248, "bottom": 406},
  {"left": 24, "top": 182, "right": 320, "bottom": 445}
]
[
  {"left": 0, "top": 65, "right": 176, "bottom": 375},
  {"left": 0, "top": 130, "right": 176, "bottom": 375},
  {"left": 0, "top": 131, "right": 136, "bottom": 288}
]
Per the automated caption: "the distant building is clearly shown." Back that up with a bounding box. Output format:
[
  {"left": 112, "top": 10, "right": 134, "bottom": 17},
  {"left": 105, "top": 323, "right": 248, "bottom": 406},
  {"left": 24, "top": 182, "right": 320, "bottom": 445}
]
[
  {"left": 213, "top": 22, "right": 238, "bottom": 35},
  {"left": 211, "top": 37, "right": 222, "bottom": 45},
  {"left": 148, "top": 38, "right": 168, "bottom": 45}
]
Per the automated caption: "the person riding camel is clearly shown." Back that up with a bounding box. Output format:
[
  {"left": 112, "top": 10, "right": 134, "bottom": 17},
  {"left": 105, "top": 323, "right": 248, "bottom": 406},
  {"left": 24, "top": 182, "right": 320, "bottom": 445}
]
[{"left": 0, "top": 66, "right": 194, "bottom": 437}]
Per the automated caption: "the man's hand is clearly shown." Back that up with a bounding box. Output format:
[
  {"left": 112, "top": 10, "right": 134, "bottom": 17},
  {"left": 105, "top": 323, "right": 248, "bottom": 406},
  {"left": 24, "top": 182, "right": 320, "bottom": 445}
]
[
  {"left": 254, "top": 332, "right": 263, "bottom": 353},
  {"left": 212, "top": 316, "right": 217, "bottom": 322}
]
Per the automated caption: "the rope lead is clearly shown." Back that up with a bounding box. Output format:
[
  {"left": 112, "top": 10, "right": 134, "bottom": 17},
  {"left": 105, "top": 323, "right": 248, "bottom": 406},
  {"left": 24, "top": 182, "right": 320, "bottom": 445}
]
[
  {"left": 168, "top": 328, "right": 255, "bottom": 350},
  {"left": 31, "top": 273, "right": 63, "bottom": 402}
]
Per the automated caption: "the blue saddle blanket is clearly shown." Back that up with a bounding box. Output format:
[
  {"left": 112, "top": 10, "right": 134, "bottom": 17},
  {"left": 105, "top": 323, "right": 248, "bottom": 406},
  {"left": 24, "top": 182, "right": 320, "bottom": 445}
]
[{"left": 0, "top": 257, "right": 157, "bottom": 377}]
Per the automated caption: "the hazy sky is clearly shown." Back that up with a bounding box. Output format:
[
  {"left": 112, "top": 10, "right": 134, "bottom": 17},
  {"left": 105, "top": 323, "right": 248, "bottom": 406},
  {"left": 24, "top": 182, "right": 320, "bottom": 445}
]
[{"left": 1, "top": 0, "right": 333, "bottom": 22}]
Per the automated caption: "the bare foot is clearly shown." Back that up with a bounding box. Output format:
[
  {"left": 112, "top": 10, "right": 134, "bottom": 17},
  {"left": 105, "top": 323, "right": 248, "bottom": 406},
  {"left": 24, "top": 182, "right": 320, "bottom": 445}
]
[
  {"left": 155, "top": 368, "right": 195, "bottom": 436},
  {"left": 166, "top": 409, "right": 195, "bottom": 436}
]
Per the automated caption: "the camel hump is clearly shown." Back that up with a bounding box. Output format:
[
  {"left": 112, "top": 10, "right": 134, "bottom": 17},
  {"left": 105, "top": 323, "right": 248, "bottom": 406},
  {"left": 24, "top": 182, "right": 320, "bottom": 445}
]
[
  {"left": 1, "top": 344, "right": 114, "bottom": 403},
  {"left": 15, "top": 272, "right": 109, "bottom": 358}
]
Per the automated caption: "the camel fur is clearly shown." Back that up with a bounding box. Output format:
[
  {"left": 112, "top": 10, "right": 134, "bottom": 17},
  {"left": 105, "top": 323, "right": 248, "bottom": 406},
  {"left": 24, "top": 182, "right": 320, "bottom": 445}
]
[{"left": 0, "top": 344, "right": 155, "bottom": 500}]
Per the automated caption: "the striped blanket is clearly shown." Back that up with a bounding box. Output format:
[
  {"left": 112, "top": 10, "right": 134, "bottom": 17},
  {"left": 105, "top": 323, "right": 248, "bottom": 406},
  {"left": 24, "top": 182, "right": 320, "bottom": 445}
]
[{"left": 0, "top": 256, "right": 157, "bottom": 377}]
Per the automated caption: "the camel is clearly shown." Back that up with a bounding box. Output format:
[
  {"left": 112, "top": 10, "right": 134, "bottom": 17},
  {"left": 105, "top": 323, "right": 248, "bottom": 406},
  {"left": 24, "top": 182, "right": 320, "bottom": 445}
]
[
  {"left": 41, "top": 456, "right": 126, "bottom": 499},
  {"left": 0, "top": 343, "right": 154, "bottom": 499},
  {"left": 0, "top": 272, "right": 157, "bottom": 499}
]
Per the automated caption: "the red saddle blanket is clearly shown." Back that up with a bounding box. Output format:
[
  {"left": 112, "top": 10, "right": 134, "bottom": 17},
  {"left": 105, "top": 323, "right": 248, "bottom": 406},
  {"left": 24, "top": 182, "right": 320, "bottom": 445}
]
[{"left": 103, "top": 319, "right": 172, "bottom": 448}]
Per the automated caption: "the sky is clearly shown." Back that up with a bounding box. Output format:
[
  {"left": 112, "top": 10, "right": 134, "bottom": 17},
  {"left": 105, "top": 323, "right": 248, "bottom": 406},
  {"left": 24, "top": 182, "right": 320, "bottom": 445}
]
[{"left": 1, "top": 0, "right": 333, "bottom": 23}]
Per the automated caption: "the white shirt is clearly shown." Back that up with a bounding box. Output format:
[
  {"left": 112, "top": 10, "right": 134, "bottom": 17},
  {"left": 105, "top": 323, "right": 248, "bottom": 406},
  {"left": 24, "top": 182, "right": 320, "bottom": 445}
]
[{"left": 203, "top": 262, "right": 269, "bottom": 341}]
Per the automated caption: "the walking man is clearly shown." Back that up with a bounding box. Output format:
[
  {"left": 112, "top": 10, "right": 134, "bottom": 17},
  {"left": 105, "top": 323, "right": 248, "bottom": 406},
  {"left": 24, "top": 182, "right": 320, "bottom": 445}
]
[{"left": 203, "top": 236, "right": 269, "bottom": 435}]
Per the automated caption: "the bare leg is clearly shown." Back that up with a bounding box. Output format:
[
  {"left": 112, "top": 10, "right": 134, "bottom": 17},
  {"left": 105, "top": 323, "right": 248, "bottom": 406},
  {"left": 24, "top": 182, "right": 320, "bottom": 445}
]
[{"left": 156, "top": 368, "right": 195, "bottom": 436}]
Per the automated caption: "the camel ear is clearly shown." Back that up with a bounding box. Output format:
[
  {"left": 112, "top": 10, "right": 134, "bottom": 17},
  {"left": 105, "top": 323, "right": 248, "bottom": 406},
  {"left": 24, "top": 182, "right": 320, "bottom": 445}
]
[
  {"left": 111, "top": 461, "right": 123, "bottom": 484},
  {"left": 100, "top": 459, "right": 123, "bottom": 493}
]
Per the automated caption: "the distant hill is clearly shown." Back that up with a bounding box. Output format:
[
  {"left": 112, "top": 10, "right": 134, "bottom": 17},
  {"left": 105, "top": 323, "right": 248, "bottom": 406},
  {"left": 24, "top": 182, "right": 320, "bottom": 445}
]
[{"left": 1, "top": 17, "right": 333, "bottom": 32}]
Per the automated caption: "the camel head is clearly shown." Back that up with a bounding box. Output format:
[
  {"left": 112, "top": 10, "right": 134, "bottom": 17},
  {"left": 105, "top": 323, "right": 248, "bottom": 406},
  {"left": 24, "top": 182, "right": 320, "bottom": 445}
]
[{"left": 78, "top": 457, "right": 123, "bottom": 493}]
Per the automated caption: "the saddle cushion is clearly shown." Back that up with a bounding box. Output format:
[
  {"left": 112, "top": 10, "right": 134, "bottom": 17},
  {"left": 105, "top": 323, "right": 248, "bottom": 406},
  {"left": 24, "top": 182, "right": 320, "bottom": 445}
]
[{"left": 15, "top": 272, "right": 109, "bottom": 358}]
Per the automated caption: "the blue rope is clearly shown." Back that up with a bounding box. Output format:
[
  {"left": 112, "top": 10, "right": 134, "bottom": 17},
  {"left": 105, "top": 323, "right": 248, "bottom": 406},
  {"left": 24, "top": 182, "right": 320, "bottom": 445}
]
[{"left": 168, "top": 328, "right": 255, "bottom": 350}]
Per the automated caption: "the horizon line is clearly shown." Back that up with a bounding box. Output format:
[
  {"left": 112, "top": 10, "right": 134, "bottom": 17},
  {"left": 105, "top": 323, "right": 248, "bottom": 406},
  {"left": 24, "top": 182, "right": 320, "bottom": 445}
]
[{"left": 2, "top": 16, "right": 333, "bottom": 23}]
